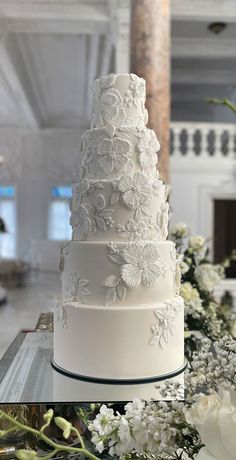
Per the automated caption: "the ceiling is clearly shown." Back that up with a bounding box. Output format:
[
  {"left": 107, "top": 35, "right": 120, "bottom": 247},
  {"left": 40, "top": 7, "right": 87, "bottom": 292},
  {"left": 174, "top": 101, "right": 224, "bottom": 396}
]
[{"left": 0, "top": 0, "right": 235, "bottom": 129}]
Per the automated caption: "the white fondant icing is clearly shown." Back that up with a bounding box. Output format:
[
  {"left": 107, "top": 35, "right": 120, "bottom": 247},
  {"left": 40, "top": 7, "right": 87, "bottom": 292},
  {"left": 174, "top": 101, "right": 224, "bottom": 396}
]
[
  {"left": 80, "top": 126, "right": 159, "bottom": 182},
  {"left": 71, "top": 179, "right": 166, "bottom": 242},
  {"left": 91, "top": 74, "right": 148, "bottom": 129},
  {"left": 54, "top": 296, "right": 184, "bottom": 380},
  {"left": 61, "top": 240, "right": 176, "bottom": 306}
]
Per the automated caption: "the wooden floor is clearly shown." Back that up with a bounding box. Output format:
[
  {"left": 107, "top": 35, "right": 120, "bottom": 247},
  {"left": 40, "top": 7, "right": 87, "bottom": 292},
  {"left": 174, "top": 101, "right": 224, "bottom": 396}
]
[{"left": 0, "top": 272, "right": 60, "bottom": 359}]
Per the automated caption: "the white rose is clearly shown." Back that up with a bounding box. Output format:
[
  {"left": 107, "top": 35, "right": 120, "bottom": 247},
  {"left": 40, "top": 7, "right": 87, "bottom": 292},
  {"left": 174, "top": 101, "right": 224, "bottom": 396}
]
[
  {"left": 185, "top": 390, "right": 236, "bottom": 460},
  {"left": 195, "top": 264, "right": 222, "bottom": 292},
  {"left": 181, "top": 282, "right": 202, "bottom": 309},
  {"left": 189, "top": 235, "right": 205, "bottom": 253},
  {"left": 170, "top": 222, "right": 188, "bottom": 238},
  {"left": 180, "top": 261, "right": 189, "bottom": 275}
]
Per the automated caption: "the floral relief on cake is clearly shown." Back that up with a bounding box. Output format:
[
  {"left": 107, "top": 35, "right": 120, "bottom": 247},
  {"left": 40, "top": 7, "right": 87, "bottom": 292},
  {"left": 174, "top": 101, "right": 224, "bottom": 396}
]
[
  {"left": 70, "top": 205, "right": 91, "bottom": 240},
  {"left": 110, "top": 174, "right": 162, "bottom": 240},
  {"left": 118, "top": 172, "right": 151, "bottom": 210},
  {"left": 150, "top": 301, "right": 179, "bottom": 348},
  {"left": 120, "top": 243, "right": 166, "bottom": 288},
  {"left": 97, "top": 136, "right": 133, "bottom": 176},
  {"left": 64, "top": 272, "right": 91, "bottom": 303},
  {"left": 101, "top": 275, "right": 127, "bottom": 306},
  {"left": 91, "top": 74, "right": 125, "bottom": 129},
  {"left": 124, "top": 74, "right": 145, "bottom": 108},
  {"left": 170, "top": 248, "right": 182, "bottom": 295},
  {"left": 116, "top": 215, "right": 157, "bottom": 241},
  {"left": 90, "top": 194, "right": 115, "bottom": 233},
  {"left": 102, "top": 243, "right": 166, "bottom": 305},
  {"left": 71, "top": 195, "right": 115, "bottom": 240},
  {"left": 156, "top": 202, "right": 169, "bottom": 240},
  {"left": 74, "top": 179, "right": 105, "bottom": 203},
  {"left": 56, "top": 301, "right": 68, "bottom": 329},
  {"left": 175, "top": 256, "right": 182, "bottom": 295},
  {"left": 136, "top": 129, "right": 160, "bottom": 171}
]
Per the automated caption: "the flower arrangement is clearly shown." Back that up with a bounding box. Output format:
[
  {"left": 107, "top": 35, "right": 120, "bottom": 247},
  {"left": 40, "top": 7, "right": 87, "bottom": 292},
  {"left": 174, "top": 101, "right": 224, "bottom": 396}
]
[
  {"left": 169, "top": 223, "right": 236, "bottom": 360},
  {"left": 1, "top": 224, "right": 235, "bottom": 460}
]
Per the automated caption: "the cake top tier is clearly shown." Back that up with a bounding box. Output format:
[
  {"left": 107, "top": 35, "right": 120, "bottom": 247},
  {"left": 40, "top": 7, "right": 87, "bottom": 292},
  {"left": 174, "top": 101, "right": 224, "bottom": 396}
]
[{"left": 91, "top": 73, "right": 148, "bottom": 129}]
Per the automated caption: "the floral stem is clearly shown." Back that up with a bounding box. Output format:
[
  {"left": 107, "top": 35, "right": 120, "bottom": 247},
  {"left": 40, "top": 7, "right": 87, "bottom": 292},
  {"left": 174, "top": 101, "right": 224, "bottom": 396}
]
[
  {"left": 0, "top": 411, "right": 99, "bottom": 460},
  {"left": 207, "top": 98, "right": 236, "bottom": 114},
  {"left": 70, "top": 426, "right": 85, "bottom": 450}
]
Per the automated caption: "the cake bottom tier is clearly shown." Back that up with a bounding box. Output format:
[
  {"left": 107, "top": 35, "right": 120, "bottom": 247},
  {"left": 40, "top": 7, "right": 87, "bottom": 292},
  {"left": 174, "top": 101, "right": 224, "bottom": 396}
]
[{"left": 53, "top": 296, "right": 184, "bottom": 381}]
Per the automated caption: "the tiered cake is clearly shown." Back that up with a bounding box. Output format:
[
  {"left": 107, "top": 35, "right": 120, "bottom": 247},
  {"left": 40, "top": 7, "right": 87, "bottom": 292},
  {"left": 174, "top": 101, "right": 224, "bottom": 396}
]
[{"left": 54, "top": 73, "right": 184, "bottom": 382}]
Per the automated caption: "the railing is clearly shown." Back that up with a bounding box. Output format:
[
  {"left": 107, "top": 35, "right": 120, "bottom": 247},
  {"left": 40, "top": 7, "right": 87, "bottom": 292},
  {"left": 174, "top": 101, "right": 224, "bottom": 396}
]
[{"left": 171, "top": 122, "right": 236, "bottom": 158}]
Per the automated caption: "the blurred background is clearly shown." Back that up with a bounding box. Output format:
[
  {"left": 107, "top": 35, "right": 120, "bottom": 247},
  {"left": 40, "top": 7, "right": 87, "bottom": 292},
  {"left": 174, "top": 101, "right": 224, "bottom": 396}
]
[{"left": 0, "top": 0, "right": 235, "bottom": 357}]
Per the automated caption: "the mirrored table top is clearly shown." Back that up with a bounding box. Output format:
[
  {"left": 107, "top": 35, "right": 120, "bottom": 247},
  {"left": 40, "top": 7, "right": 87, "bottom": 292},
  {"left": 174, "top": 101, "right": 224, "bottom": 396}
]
[{"left": 0, "top": 331, "right": 185, "bottom": 403}]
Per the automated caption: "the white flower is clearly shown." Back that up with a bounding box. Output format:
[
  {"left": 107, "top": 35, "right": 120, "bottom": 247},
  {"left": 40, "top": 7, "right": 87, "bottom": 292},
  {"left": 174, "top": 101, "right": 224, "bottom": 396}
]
[
  {"left": 181, "top": 281, "right": 203, "bottom": 315},
  {"left": 125, "top": 398, "right": 145, "bottom": 417},
  {"left": 180, "top": 261, "right": 189, "bottom": 275},
  {"left": 118, "top": 172, "right": 151, "bottom": 209},
  {"left": 91, "top": 432, "right": 104, "bottom": 454},
  {"left": 189, "top": 235, "right": 206, "bottom": 253},
  {"left": 137, "top": 129, "right": 160, "bottom": 170},
  {"left": 195, "top": 264, "right": 223, "bottom": 292},
  {"left": 121, "top": 243, "right": 165, "bottom": 288},
  {"left": 117, "top": 416, "right": 134, "bottom": 453},
  {"left": 97, "top": 137, "right": 131, "bottom": 175},
  {"left": 185, "top": 390, "right": 236, "bottom": 460},
  {"left": 170, "top": 222, "right": 188, "bottom": 238}
]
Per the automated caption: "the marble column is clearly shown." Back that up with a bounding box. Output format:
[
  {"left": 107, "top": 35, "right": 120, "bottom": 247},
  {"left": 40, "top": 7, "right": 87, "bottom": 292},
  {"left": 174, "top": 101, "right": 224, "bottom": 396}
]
[{"left": 130, "top": 0, "right": 170, "bottom": 182}]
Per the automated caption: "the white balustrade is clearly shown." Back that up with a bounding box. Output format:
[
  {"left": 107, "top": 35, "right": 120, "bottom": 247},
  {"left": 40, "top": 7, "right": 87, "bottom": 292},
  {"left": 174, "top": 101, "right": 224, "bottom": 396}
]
[{"left": 171, "top": 122, "right": 236, "bottom": 159}]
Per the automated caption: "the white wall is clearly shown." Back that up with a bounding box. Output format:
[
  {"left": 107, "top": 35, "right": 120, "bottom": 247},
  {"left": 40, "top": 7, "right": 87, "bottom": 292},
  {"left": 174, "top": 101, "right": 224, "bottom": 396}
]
[{"left": 170, "top": 157, "right": 236, "bottom": 254}]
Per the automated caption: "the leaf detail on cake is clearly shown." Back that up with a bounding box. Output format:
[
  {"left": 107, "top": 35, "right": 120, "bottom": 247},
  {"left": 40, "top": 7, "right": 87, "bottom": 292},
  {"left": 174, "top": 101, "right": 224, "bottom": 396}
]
[
  {"left": 96, "top": 217, "right": 107, "bottom": 231},
  {"left": 117, "top": 282, "right": 127, "bottom": 301},
  {"left": 94, "top": 182, "right": 104, "bottom": 190},
  {"left": 105, "top": 287, "right": 117, "bottom": 305},
  {"left": 110, "top": 192, "right": 120, "bottom": 205},
  {"left": 107, "top": 253, "right": 124, "bottom": 265},
  {"left": 65, "top": 273, "right": 91, "bottom": 304},
  {"left": 95, "top": 194, "right": 106, "bottom": 210},
  {"left": 102, "top": 275, "right": 120, "bottom": 288}
]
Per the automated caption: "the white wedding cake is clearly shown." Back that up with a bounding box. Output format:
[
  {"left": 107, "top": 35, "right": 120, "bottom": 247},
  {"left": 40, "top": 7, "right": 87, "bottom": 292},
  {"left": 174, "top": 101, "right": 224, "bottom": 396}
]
[{"left": 54, "top": 73, "right": 185, "bottom": 382}]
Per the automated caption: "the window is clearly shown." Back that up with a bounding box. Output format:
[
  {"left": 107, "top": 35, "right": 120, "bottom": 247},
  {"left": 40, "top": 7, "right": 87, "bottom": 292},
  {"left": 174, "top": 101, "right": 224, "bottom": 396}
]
[
  {"left": 0, "top": 186, "right": 16, "bottom": 258},
  {"left": 48, "top": 186, "right": 72, "bottom": 240}
]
